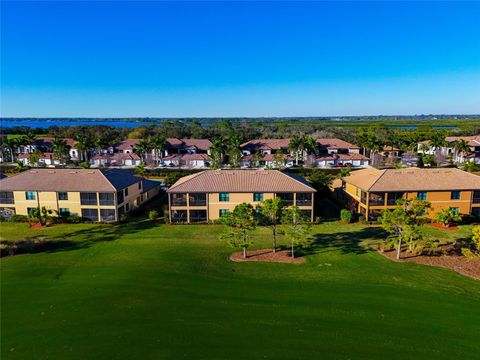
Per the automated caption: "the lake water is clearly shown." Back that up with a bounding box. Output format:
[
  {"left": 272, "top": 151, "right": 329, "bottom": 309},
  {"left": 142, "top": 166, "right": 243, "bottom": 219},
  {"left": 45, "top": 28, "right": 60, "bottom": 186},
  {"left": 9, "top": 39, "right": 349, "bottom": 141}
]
[{"left": 0, "top": 119, "right": 156, "bottom": 128}]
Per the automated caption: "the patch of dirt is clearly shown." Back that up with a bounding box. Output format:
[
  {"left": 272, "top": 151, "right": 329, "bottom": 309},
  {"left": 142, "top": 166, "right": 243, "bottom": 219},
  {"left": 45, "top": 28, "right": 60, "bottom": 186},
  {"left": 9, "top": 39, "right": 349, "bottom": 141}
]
[
  {"left": 378, "top": 248, "right": 480, "bottom": 280},
  {"left": 230, "top": 248, "right": 305, "bottom": 264},
  {"left": 29, "top": 223, "right": 45, "bottom": 229},
  {"left": 426, "top": 222, "right": 459, "bottom": 231}
]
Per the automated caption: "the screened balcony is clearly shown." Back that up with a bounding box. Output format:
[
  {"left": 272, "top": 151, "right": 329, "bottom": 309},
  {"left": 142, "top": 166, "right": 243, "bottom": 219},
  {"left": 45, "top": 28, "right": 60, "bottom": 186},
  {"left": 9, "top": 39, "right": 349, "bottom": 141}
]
[
  {"left": 276, "top": 193, "right": 294, "bottom": 206},
  {"left": 171, "top": 193, "right": 187, "bottom": 206},
  {"left": 189, "top": 193, "right": 207, "bottom": 206},
  {"left": 369, "top": 192, "right": 385, "bottom": 206},
  {"left": 296, "top": 193, "right": 312, "bottom": 206}
]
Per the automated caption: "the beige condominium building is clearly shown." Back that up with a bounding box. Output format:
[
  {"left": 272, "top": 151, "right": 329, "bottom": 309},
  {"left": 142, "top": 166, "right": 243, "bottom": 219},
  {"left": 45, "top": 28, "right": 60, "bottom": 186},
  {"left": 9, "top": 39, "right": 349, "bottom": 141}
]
[
  {"left": 0, "top": 169, "right": 160, "bottom": 222},
  {"left": 342, "top": 167, "right": 480, "bottom": 221},
  {"left": 167, "top": 169, "right": 316, "bottom": 223}
]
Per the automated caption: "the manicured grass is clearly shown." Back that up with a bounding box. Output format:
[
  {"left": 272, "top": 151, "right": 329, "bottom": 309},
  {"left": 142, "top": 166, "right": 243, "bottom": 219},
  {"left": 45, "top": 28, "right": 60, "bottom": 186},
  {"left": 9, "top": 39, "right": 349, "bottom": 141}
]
[{"left": 1, "top": 221, "right": 479, "bottom": 359}]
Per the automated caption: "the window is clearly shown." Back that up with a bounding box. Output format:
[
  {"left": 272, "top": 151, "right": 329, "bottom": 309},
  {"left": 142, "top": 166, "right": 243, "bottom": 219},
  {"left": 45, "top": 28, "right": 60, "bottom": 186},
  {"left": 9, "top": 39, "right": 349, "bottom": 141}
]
[
  {"left": 25, "top": 191, "right": 36, "bottom": 200},
  {"left": 100, "top": 209, "right": 116, "bottom": 222},
  {"left": 356, "top": 187, "right": 361, "bottom": 197},
  {"left": 0, "top": 192, "right": 14, "bottom": 204},
  {"left": 451, "top": 191, "right": 461, "bottom": 200},
  {"left": 276, "top": 193, "right": 294, "bottom": 205},
  {"left": 219, "top": 209, "right": 229, "bottom": 217},
  {"left": 417, "top": 192, "right": 427, "bottom": 201},
  {"left": 219, "top": 193, "right": 230, "bottom": 202},
  {"left": 474, "top": 191, "right": 480, "bottom": 204},
  {"left": 99, "top": 193, "right": 115, "bottom": 206},
  {"left": 117, "top": 190, "right": 124, "bottom": 204},
  {"left": 125, "top": 203, "right": 130, "bottom": 212},
  {"left": 58, "top": 192, "right": 68, "bottom": 200},
  {"left": 81, "top": 208, "right": 99, "bottom": 221},
  {"left": 171, "top": 193, "right": 187, "bottom": 206},
  {"left": 124, "top": 187, "right": 129, "bottom": 197},
  {"left": 138, "top": 182, "right": 142, "bottom": 190},
  {"left": 450, "top": 207, "right": 460, "bottom": 213},
  {"left": 80, "top": 192, "right": 97, "bottom": 205},
  {"left": 190, "top": 210, "right": 207, "bottom": 222},
  {"left": 387, "top": 192, "right": 405, "bottom": 206},
  {"left": 27, "top": 207, "right": 37, "bottom": 215},
  {"left": 59, "top": 208, "right": 70, "bottom": 216},
  {"left": 253, "top": 193, "right": 264, "bottom": 202}
]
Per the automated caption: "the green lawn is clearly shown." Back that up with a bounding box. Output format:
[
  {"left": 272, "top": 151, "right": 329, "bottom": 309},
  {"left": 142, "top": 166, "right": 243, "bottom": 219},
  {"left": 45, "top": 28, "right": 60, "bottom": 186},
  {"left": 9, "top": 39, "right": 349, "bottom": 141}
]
[{"left": 1, "top": 221, "right": 479, "bottom": 360}]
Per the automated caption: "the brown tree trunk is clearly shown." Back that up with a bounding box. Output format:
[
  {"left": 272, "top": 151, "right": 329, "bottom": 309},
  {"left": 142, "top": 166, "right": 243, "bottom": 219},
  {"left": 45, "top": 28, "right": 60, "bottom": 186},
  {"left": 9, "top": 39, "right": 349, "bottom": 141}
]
[{"left": 396, "top": 238, "right": 402, "bottom": 260}]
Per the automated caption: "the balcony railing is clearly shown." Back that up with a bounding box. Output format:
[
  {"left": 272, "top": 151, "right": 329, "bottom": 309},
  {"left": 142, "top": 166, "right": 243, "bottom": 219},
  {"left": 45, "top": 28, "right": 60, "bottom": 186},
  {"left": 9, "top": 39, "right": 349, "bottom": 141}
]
[
  {"left": 80, "top": 199, "right": 98, "bottom": 206},
  {"left": 190, "top": 200, "right": 207, "bottom": 206},
  {"left": 172, "top": 199, "right": 187, "bottom": 206},
  {"left": 473, "top": 198, "right": 480, "bottom": 204},
  {"left": 296, "top": 199, "right": 312, "bottom": 206},
  {"left": 369, "top": 199, "right": 385, "bottom": 206}
]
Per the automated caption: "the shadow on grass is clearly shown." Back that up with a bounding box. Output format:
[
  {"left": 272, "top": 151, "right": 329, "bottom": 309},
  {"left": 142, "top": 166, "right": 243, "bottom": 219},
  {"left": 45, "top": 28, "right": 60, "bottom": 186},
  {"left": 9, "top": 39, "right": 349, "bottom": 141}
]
[
  {"left": 0, "top": 219, "right": 159, "bottom": 257},
  {"left": 296, "top": 226, "right": 387, "bottom": 258}
]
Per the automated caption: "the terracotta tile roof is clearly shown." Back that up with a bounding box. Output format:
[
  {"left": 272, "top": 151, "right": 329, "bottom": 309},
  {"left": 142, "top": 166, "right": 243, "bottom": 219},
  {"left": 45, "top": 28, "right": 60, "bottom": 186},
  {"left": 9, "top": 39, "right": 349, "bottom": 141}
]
[
  {"left": 33, "top": 137, "right": 77, "bottom": 148},
  {"left": 240, "top": 139, "right": 291, "bottom": 151},
  {"left": 343, "top": 168, "right": 480, "bottom": 192},
  {"left": 181, "top": 154, "right": 211, "bottom": 161},
  {"left": 316, "top": 138, "right": 360, "bottom": 150},
  {"left": 166, "top": 138, "right": 212, "bottom": 151},
  {"left": 115, "top": 139, "right": 140, "bottom": 151},
  {"left": 383, "top": 146, "right": 400, "bottom": 151},
  {"left": 445, "top": 135, "right": 480, "bottom": 147},
  {"left": 168, "top": 170, "right": 316, "bottom": 193},
  {"left": 0, "top": 169, "right": 142, "bottom": 192}
]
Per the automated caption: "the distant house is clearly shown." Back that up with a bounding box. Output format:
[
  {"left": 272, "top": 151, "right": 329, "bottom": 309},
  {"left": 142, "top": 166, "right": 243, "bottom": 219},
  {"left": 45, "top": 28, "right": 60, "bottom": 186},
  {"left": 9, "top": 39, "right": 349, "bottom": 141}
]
[
  {"left": 17, "top": 152, "right": 61, "bottom": 167},
  {"left": 240, "top": 153, "right": 294, "bottom": 169},
  {"left": 240, "top": 139, "right": 290, "bottom": 156},
  {"left": 316, "top": 138, "right": 361, "bottom": 154},
  {"left": 0, "top": 169, "right": 160, "bottom": 222},
  {"left": 342, "top": 167, "right": 480, "bottom": 221},
  {"left": 17, "top": 137, "right": 82, "bottom": 162},
  {"left": 167, "top": 169, "right": 316, "bottom": 223},
  {"left": 164, "top": 138, "right": 212, "bottom": 156},
  {"left": 91, "top": 153, "right": 142, "bottom": 167},
  {"left": 380, "top": 146, "right": 403, "bottom": 158},
  {"left": 417, "top": 135, "right": 480, "bottom": 164},
  {"left": 115, "top": 139, "right": 139, "bottom": 154},
  {"left": 313, "top": 153, "right": 370, "bottom": 168}
]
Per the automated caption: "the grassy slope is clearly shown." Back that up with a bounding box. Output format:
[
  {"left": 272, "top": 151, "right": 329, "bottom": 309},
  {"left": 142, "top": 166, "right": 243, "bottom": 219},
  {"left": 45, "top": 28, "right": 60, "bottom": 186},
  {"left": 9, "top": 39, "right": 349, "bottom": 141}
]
[{"left": 1, "top": 221, "right": 479, "bottom": 360}]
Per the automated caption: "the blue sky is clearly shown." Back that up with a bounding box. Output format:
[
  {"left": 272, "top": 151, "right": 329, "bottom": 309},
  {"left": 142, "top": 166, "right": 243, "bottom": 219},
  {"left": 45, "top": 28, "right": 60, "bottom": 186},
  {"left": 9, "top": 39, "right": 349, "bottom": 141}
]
[{"left": 1, "top": 1, "right": 480, "bottom": 117}]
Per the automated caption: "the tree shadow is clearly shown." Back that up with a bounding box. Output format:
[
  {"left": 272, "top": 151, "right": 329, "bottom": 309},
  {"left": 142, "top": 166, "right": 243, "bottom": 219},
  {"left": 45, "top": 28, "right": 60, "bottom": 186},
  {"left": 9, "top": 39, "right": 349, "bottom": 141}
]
[
  {"left": 298, "top": 226, "right": 387, "bottom": 257},
  {"left": 1, "top": 218, "right": 159, "bottom": 257}
]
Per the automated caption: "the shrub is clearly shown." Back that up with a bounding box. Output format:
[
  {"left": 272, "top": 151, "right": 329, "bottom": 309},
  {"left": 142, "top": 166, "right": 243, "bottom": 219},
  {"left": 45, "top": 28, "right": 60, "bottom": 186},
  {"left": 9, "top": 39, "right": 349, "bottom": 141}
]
[
  {"left": 461, "top": 226, "right": 480, "bottom": 258},
  {"left": 148, "top": 210, "right": 159, "bottom": 221},
  {"left": 340, "top": 209, "right": 352, "bottom": 224},
  {"left": 358, "top": 215, "right": 367, "bottom": 224},
  {"left": 10, "top": 215, "right": 29, "bottom": 223},
  {"left": 66, "top": 215, "right": 83, "bottom": 224}
]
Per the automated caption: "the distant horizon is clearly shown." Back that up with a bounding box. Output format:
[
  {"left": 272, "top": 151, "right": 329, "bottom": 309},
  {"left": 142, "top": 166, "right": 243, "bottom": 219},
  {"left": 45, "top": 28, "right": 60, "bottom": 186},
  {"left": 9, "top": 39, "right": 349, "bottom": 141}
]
[{"left": 2, "top": 2, "right": 480, "bottom": 117}]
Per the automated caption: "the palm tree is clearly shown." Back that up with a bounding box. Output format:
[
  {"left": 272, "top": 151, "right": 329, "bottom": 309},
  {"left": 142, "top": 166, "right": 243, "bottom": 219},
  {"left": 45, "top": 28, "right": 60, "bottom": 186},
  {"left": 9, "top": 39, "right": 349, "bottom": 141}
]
[
  {"left": 304, "top": 135, "right": 318, "bottom": 156},
  {"left": 151, "top": 134, "right": 166, "bottom": 166},
  {"left": 429, "top": 132, "right": 446, "bottom": 152},
  {"left": 365, "top": 135, "right": 382, "bottom": 163},
  {"left": 52, "top": 137, "right": 69, "bottom": 164},
  {"left": 2, "top": 138, "right": 18, "bottom": 162},
  {"left": 452, "top": 139, "right": 471, "bottom": 162},
  {"left": 136, "top": 138, "right": 153, "bottom": 164},
  {"left": 227, "top": 135, "right": 242, "bottom": 168},
  {"left": 75, "top": 135, "right": 92, "bottom": 162},
  {"left": 288, "top": 134, "right": 303, "bottom": 165},
  {"left": 22, "top": 132, "right": 37, "bottom": 152},
  {"left": 210, "top": 137, "right": 226, "bottom": 168}
]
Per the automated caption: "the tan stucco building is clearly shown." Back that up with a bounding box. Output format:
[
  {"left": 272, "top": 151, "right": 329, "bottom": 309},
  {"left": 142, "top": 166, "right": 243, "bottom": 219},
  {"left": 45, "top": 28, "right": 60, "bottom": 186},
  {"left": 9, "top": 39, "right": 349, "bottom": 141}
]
[
  {"left": 0, "top": 169, "right": 160, "bottom": 222},
  {"left": 342, "top": 168, "right": 480, "bottom": 221},
  {"left": 167, "top": 169, "right": 316, "bottom": 223}
]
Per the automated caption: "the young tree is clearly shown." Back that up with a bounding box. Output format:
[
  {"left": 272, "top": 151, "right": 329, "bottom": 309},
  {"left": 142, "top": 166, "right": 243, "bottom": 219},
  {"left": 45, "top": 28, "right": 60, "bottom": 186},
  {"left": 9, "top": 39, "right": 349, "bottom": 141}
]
[
  {"left": 28, "top": 206, "right": 53, "bottom": 226},
  {"left": 282, "top": 206, "right": 312, "bottom": 259},
  {"left": 28, "top": 150, "right": 43, "bottom": 167},
  {"left": 259, "top": 198, "right": 284, "bottom": 253},
  {"left": 379, "top": 198, "right": 431, "bottom": 259},
  {"left": 219, "top": 203, "right": 257, "bottom": 259},
  {"left": 434, "top": 209, "right": 461, "bottom": 228},
  {"left": 337, "top": 167, "right": 350, "bottom": 178},
  {"left": 308, "top": 169, "right": 333, "bottom": 195},
  {"left": 135, "top": 163, "right": 146, "bottom": 178}
]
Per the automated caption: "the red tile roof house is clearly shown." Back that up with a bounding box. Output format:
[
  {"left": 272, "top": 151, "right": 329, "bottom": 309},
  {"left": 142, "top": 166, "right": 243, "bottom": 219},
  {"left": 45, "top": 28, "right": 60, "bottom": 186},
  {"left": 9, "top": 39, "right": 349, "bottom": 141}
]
[
  {"left": 17, "top": 137, "right": 82, "bottom": 161},
  {"left": 417, "top": 135, "right": 480, "bottom": 163},
  {"left": 240, "top": 153, "right": 294, "bottom": 169},
  {"left": 17, "top": 152, "right": 61, "bottom": 167},
  {"left": 240, "top": 138, "right": 367, "bottom": 168},
  {"left": 91, "top": 153, "right": 142, "bottom": 168}
]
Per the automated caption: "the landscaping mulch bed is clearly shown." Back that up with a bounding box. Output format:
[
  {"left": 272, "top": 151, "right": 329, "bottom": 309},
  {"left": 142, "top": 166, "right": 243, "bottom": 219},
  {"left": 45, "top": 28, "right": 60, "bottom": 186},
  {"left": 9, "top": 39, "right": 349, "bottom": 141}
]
[
  {"left": 426, "top": 222, "right": 459, "bottom": 231},
  {"left": 230, "top": 248, "right": 305, "bottom": 264},
  {"left": 378, "top": 248, "right": 480, "bottom": 280}
]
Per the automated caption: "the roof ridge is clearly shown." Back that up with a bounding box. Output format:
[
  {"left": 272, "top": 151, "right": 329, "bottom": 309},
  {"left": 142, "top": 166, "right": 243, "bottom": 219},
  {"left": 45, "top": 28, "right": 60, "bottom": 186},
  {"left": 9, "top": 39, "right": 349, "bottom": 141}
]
[
  {"left": 281, "top": 171, "right": 317, "bottom": 192},
  {"left": 366, "top": 168, "right": 387, "bottom": 191},
  {"left": 98, "top": 169, "right": 119, "bottom": 191},
  {"left": 168, "top": 170, "right": 208, "bottom": 191}
]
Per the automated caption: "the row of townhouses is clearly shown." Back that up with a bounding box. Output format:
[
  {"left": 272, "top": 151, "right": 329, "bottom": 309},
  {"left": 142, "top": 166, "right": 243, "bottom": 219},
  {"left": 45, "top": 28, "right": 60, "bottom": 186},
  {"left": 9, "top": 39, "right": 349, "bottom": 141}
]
[
  {"left": 2, "top": 136, "right": 370, "bottom": 169},
  {"left": 417, "top": 135, "right": 480, "bottom": 164},
  {"left": 2, "top": 167, "right": 479, "bottom": 223}
]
